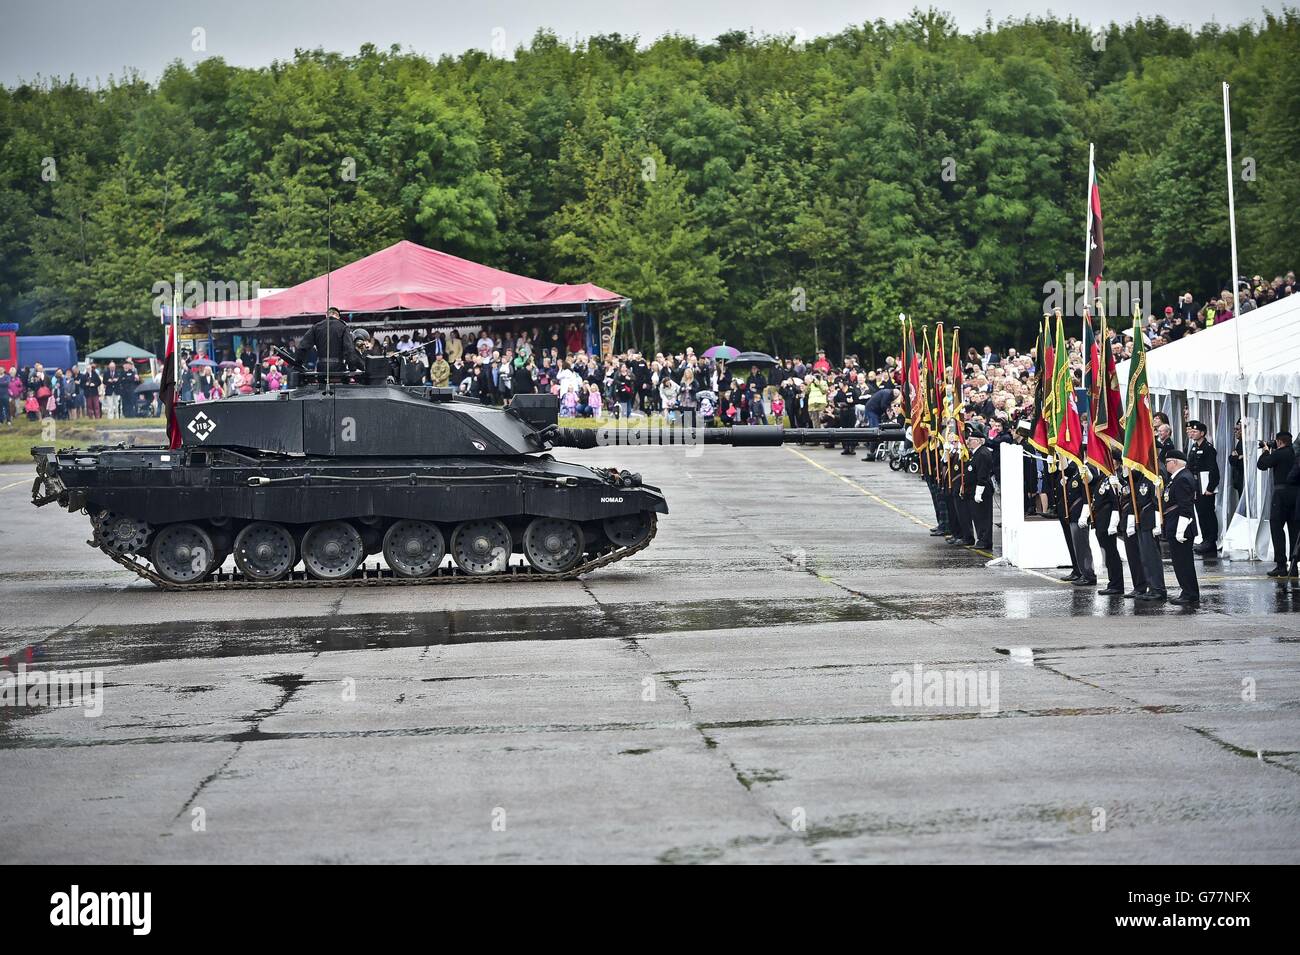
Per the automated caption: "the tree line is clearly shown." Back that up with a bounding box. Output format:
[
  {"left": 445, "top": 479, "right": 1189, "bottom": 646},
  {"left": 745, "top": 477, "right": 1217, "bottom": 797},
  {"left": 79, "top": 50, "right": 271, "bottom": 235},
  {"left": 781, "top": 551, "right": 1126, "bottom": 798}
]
[{"left": 1, "top": 8, "right": 1297, "bottom": 359}]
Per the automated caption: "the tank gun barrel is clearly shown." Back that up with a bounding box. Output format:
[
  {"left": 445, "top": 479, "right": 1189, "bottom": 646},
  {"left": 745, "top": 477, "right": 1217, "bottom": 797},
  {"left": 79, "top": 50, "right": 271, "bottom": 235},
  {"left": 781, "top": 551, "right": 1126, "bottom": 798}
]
[{"left": 551, "top": 423, "right": 903, "bottom": 449}]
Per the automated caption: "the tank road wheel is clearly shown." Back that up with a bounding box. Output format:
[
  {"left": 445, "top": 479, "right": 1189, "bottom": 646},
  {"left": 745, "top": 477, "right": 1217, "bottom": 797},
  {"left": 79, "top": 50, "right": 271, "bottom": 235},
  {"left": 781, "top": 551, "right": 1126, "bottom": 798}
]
[
  {"left": 450, "top": 519, "right": 512, "bottom": 576},
  {"left": 301, "top": 521, "right": 365, "bottom": 580},
  {"left": 523, "top": 518, "right": 585, "bottom": 573},
  {"left": 382, "top": 520, "right": 446, "bottom": 578},
  {"left": 151, "top": 523, "right": 217, "bottom": 584},
  {"left": 602, "top": 512, "right": 654, "bottom": 550},
  {"left": 94, "top": 510, "right": 151, "bottom": 555},
  {"left": 233, "top": 522, "right": 297, "bottom": 581}
]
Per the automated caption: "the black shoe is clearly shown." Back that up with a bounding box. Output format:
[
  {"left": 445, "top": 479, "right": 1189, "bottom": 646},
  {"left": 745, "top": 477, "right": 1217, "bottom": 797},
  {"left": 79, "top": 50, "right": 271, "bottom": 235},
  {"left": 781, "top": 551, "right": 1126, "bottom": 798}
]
[
  {"left": 1170, "top": 594, "right": 1200, "bottom": 605},
  {"left": 1097, "top": 586, "right": 1123, "bottom": 596},
  {"left": 975, "top": 541, "right": 992, "bottom": 550},
  {"left": 1123, "top": 589, "right": 1147, "bottom": 599},
  {"left": 944, "top": 536, "right": 958, "bottom": 544},
  {"left": 929, "top": 527, "right": 945, "bottom": 537},
  {"left": 1061, "top": 571, "right": 1080, "bottom": 582},
  {"left": 1194, "top": 544, "right": 1217, "bottom": 556},
  {"left": 1137, "top": 591, "right": 1167, "bottom": 602},
  {"left": 840, "top": 448, "right": 854, "bottom": 455},
  {"left": 1267, "top": 565, "right": 1288, "bottom": 578},
  {"left": 959, "top": 538, "right": 976, "bottom": 546}
]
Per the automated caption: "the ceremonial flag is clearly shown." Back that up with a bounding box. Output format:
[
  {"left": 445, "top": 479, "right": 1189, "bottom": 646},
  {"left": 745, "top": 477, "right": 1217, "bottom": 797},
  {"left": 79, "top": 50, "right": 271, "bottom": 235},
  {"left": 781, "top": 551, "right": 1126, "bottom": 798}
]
[
  {"left": 900, "top": 315, "right": 912, "bottom": 421},
  {"left": 933, "top": 322, "right": 946, "bottom": 426},
  {"left": 1094, "top": 311, "right": 1124, "bottom": 450},
  {"left": 1047, "top": 311, "right": 1069, "bottom": 446},
  {"left": 920, "top": 327, "right": 935, "bottom": 449},
  {"left": 1085, "top": 146, "right": 1104, "bottom": 293},
  {"left": 160, "top": 303, "right": 182, "bottom": 450},
  {"left": 1121, "top": 311, "right": 1160, "bottom": 482},
  {"left": 1028, "top": 315, "right": 1052, "bottom": 453},
  {"left": 951, "top": 327, "right": 967, "bottom": 461},
  {"left": 907, "top": 320, "right": 928, "bottom": 450},
  {"left": 1083, "top": 310, "right": 1113, "bottom": 474},
  {"left": 1050, "top": 310, "right": 1085, "bottom": 467}
]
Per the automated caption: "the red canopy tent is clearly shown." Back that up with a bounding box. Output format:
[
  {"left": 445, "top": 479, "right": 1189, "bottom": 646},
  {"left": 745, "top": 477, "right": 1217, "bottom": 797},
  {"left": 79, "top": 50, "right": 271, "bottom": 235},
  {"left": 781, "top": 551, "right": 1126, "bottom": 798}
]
[{"left": 185, "top": 240, "right": 626, "bottom": 329}]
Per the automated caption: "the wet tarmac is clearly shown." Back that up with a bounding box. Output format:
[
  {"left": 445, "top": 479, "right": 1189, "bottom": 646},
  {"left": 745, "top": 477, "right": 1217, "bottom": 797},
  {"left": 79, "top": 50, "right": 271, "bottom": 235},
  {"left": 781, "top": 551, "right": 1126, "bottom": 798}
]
[{"left": 0, "top": 449, "right": 1297, "bottom": 864}]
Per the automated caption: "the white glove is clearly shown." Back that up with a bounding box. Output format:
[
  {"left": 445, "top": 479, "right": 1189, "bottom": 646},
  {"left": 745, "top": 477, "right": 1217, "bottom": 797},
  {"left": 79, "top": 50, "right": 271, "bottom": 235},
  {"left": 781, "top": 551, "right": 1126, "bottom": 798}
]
[
  {"left": 1108, "top": 511, "right": 1120, "bottom": 535},
  {"left": 1153, "top": 513, "right": 1163, "bottom": 538},
  {"left": 1126, "top": 515, "right": 1136, "bottom": 537},
  {"left": 974, "top": 486, "right": 984, "bottom": 503},
  {"left": 1076, "top": 505, "right": 1090, "bottom": 528},
  {"left": 1176, "top": 516, "right": 1193, "bottom": 542}
]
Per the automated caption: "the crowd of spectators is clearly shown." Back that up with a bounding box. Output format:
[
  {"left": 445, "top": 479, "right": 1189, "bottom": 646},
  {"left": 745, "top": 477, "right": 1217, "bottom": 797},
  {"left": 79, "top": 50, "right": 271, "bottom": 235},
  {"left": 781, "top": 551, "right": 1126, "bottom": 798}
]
[
  {"left": 11, "top": 270, "right": 1287, "bottom": 429},
  {"left": 1, "top": 360, "right": 154, "bottom": 424},
  {"left": 1141, "top": 270, "right": 1296, "bottom": 350}
]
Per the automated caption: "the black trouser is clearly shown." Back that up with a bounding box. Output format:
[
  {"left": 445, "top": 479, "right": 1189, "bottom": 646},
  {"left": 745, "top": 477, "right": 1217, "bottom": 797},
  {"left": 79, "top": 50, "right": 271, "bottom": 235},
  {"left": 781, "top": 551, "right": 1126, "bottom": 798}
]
[
  {"left": 1168, "top": 532, "right": 1199, "bottom": 598},
  {"left": 1121, "top": 530, "right": 1146, "bottom": 592},
  {"left": 973, "top": 493, "right": 993, "bottom": 547},
  {"left": 1059, "top": 517, "right": 1078, "bottom": 572},
  {"left": 1069, "top": 522, "right": 1094, "bottom": 576},
  {"left": 1137, "top": 528, "right": 1166, "bottom": 594},
  {"left": 1269, "top": 491, "right": 1298, "bottom": 565},
  {"left": 953, "top": 496, "right": 973, "bottom": 542},
  {"left": 1095, "top": 524, "right": 1124, "bottom": 589},
  {"left": 1194, "top": 493, "right": 1219, "bottom": 548},
  {"left": 929, "top": 481, "right": 949, "bottom": 533}
]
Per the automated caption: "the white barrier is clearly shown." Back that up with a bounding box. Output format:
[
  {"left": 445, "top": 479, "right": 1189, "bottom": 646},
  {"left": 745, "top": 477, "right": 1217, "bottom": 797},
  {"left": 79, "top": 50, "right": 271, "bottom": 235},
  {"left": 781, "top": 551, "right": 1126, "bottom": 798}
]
[{"left": 999, "top": 443, "right": 1109, "bottom": 570}]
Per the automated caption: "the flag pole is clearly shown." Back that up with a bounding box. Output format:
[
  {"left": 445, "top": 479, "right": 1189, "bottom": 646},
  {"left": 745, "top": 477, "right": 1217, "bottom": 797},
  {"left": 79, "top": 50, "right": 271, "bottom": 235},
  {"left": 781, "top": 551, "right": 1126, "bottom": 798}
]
[
  {"left": 1222, "top": 84, "right": 1242, "bottom": 378},
  {"left": 1222, "top": 81, "right": 1253, "bottom": 554},
  {"left": 1083, "top": 142, "right": 1094, "bottom": 349}
]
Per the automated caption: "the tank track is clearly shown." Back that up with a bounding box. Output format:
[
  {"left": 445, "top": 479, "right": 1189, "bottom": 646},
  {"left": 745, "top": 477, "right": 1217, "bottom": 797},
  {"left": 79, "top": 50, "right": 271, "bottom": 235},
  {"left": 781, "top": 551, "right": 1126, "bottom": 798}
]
[{"left": 87, "top": 515, "right": 657, "bottom": 591}]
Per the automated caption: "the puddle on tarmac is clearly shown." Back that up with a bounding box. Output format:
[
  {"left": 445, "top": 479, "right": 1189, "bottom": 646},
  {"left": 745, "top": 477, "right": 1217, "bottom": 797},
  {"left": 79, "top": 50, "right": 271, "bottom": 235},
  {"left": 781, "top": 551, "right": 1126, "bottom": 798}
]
[
  {"left": 6, "top": 575, "right": 1298, "bottom": 670},
  {"left": 3, "top": 596, "right": 913, "bottom": 669}
]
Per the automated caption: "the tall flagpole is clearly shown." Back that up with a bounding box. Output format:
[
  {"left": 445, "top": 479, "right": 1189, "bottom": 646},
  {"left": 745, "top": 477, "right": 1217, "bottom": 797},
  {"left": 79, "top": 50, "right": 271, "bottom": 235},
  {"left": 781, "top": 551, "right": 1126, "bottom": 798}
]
[
  {"left": 1082, "top": 143, "right": 1095, "bottom": 474},
  {"left": 1222, "top": 84, "right": 1242, "bottom": 377},
  {"left": 1223, "top": 81, "right": 1253, "bottom": 555},
  {"left": 1083, "top": 142, "right": 1095, "bottom": 348}
]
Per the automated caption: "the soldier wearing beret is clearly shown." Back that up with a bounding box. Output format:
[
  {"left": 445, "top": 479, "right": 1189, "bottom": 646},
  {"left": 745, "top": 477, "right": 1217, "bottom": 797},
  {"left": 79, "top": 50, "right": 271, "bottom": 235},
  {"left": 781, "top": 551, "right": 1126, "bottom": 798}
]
[
  {"left": 965, "top": 423, "right": 995, "bottom": 550},
  {"left": 1091, "top": 457, "right": 1126, "bottom": 595},
  {"left": 1184, "top": 419, "right": 1220, "bottom": 556},
  {"left": 1131, "top": 469, "right": 1167, "bottom": 602},
  {"left": 1162, "top": 447, "right": 1201, "bottom": 604},
  {"left": 1061, "top": 461, "right": 1097, "bottom": 586},
  {"left": 1113, "top": 452, "right": 1149, "bottom": 598}
]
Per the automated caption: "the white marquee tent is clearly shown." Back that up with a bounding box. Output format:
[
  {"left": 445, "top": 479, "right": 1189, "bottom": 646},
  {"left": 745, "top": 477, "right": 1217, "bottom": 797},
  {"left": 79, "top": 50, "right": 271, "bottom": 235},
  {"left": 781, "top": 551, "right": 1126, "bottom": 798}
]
[{"left": 1119, "top": 294, "right": 1300, "bottom": 560}]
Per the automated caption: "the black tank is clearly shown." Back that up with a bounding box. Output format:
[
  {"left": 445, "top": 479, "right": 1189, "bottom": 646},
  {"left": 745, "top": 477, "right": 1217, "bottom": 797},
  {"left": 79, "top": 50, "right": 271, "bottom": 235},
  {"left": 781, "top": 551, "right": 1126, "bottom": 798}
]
[{"left": 32, "top": 358, "right": 897, "bottom": 589}]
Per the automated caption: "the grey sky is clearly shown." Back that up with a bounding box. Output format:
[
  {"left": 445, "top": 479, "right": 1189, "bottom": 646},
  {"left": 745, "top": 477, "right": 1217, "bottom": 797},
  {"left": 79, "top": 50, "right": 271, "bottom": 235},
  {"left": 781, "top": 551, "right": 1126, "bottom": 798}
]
[{"left": 2, "top": 0, "right": 1285, "bottom": 86}]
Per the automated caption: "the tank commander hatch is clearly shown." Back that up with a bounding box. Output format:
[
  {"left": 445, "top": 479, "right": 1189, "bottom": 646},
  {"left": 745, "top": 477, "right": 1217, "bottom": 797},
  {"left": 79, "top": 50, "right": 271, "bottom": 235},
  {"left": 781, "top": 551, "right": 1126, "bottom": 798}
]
[{"left": 297, "top": 306, "right": 364, "bottom": 373}]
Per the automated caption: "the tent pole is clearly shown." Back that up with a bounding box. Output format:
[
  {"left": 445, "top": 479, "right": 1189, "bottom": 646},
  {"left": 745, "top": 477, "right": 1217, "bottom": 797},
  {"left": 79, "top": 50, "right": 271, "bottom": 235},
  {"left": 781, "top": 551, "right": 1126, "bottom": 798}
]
[{"left": 1223, "top": 83, "right": 1243, "bottom": 378}]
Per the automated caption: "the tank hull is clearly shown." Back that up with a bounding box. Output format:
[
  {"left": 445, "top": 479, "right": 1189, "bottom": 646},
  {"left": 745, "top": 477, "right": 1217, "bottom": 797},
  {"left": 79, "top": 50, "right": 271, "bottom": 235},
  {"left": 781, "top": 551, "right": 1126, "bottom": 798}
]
[{"left": 33, "top": 446, "right": 665, "bottom": 587}]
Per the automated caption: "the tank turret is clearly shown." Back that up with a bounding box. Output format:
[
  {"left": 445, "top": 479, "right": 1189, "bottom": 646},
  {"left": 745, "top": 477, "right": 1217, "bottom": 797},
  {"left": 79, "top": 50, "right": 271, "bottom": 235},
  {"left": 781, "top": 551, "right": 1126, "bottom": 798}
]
[{"left": 32, "top": 375, "right": 899, "bottom": 588}]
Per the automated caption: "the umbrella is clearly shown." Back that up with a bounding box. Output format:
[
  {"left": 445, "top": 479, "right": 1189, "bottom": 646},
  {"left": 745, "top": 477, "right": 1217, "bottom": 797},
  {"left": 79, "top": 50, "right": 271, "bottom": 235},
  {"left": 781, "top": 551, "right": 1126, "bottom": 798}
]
[
  {"left": 189, "top": 358, "right": 217, "bottom": 368},
  {"left": 219, "top": 360, "right": 239, "bottom": 368},
  {"left": 135, "top": 379, "right": 160, "bottom": 393},
  {"left": 733, "top": 351, "right": 779, "bottom": 368},
  {"left": 702, "top": 345, "right": 739, "bottom": 361}
]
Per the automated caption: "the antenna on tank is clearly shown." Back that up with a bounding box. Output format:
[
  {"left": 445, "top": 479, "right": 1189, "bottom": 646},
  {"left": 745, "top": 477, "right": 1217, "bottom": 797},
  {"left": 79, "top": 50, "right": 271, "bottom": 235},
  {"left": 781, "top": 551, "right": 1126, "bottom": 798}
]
[{"left": 325, "top": 192, "right": 333, "bottom": 395}]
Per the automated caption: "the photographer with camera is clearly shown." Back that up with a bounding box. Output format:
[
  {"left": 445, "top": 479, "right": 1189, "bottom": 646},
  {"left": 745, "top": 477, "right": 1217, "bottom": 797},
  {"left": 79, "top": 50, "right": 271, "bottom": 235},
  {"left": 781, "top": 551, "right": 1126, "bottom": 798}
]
[{"left": 1258, "top": 431, "right": 1298, "bottom": 577}]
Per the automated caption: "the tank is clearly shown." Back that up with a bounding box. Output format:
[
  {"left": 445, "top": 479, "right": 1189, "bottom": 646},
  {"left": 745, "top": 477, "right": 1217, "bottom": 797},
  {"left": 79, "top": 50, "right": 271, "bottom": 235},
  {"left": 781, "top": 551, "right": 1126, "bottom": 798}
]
[{"left": 31, "top": 357, "right": 898, "bottom": 589}]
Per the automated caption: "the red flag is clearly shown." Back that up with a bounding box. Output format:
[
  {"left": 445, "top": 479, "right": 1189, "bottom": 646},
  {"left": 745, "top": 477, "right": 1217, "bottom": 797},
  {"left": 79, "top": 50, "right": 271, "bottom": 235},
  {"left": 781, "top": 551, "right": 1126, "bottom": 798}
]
[
  {"left": 1083, "top": 312, "right": 1112, "bottom": 475},
  {"left": 1095, "top": 314, "right": 1125, "bottom": 450},
  {"left": 160, "top": 311, "right": 181, "bottom": 449},
  {"left": 933, "top": 322, "right": 946, "bottom": 421},
  {"left": 907, "top": 320, "right": 927, "bottom": 449},
  {"left": 1028, "top": 316, "right": 1053, "bottom": 453},
  {"left": 1087, "top": 158, "right": 1104, "bottom": 292}
]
